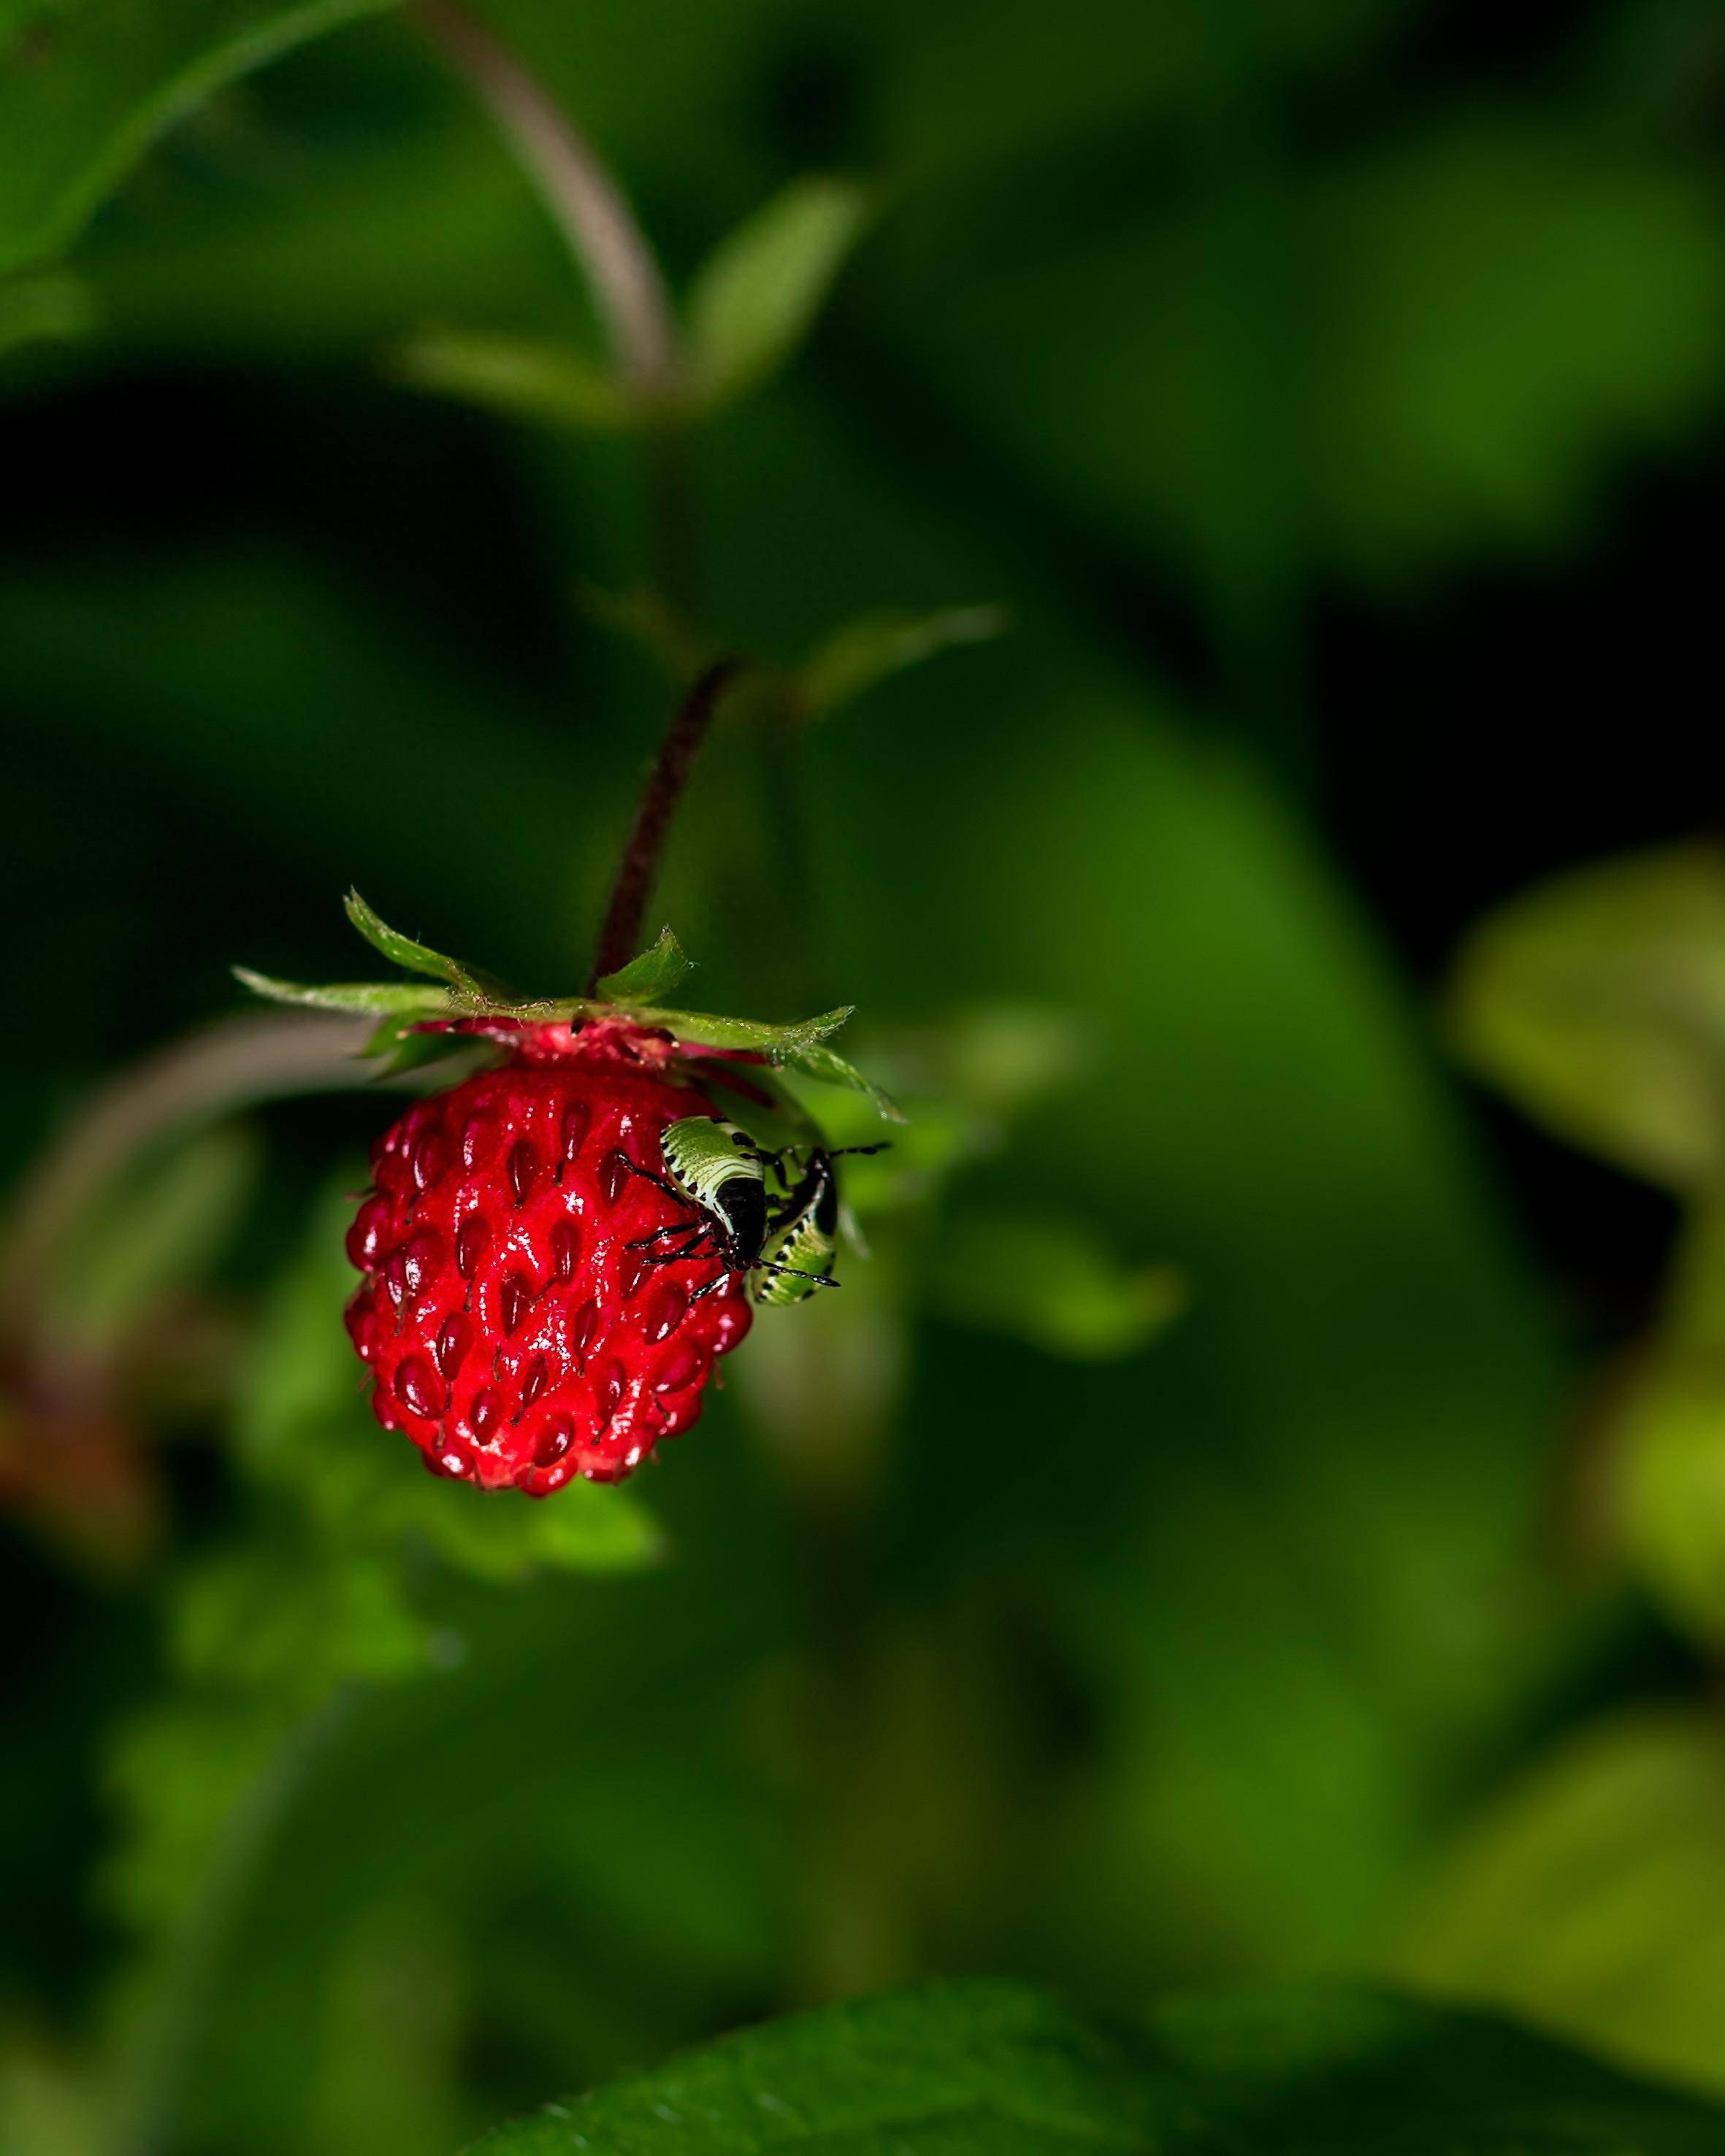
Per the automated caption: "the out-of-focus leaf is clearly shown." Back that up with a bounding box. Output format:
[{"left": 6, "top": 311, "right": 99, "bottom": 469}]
[
  {"left": 794, "top": 605, "right": 1007, "bottom": 720},
  {"left": 172, "top": 1543, "right": 430, "bottom": 1700},
  {"left": 595, "top": 927, "right": 692, "bottom": 1004},
  {"left": 389, "top": 328, "right": 635, "bottom": 432},
  {"left": 0, "top": 2033, "right": 101, "bottom": 2156},
  {"left": 467, "top": 1976, "right": 1725, "bottom": 2155},
  {"left": 933, "top": 1209, "right": 1186, "bottom": 1361},
  {"left": 892, "top": 118, "right": 1725, "bottom": 586},
  {"left": 101, "top": 1695, "right": 297, "bottom": 1930},
  {"left": 1450, "top": 845, "right": 1725, "bottom": 1191},
  {"left": 1398, "top": 1711, "right": 1725, "bottom": 2096},
  {"left": 0, "top": 0, "right": 397, "bottom": 276},
  {"left": 1615, "top": 1354, "right": 1725, "bottom": 1645},
  {"left": 0, "top": 268, "right": 92, "bottom": 356},
  {"left": 685, "top": 174, "right": 871, "bottom": 411},
  {"left": 1307, "top": 125, "right": 1725, "bottom": 577},
  {"left": 238, "top": 1182, "right": 662, "bottom": 1578}
]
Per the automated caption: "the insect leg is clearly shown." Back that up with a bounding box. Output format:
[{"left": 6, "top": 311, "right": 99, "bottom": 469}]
[
  {"left": 688, "top": 1267, "right": 737, "bottom": 1302},
  {"left": 757, "top": 1259, "right": 841, "bottom": 1289},
  {"left": 640, "top": 1231, "right": 717, "bottom": 1268},
  {"left": 619, "top": 1159, "right": 697, "bottom": 1205}
]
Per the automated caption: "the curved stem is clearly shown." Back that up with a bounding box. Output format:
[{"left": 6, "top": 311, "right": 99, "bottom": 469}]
[
  {"left": 0, "top": 1013, "right": 378, "bottom": 1365},
  {"left": 588, "top": 658, "right": 743, "bottom": 989},
  {"left": 412, "top": 0, "right": 681, "bottom": 402}
]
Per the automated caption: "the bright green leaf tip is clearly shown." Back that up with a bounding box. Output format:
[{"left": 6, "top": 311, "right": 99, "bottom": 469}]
[{"left": 594, "top": 926, "right": 693, "bottom": 1003}]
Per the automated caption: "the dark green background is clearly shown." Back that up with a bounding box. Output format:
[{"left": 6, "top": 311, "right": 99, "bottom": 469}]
[{"left": 3, "top": 2, "right": 1724, "bottom": 2151}]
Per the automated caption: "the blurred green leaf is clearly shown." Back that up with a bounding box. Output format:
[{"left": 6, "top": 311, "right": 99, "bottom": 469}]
[
  {"left": 1616, "top": 1354, "right": 1725, "bottom": 1645},
  {"left": 172, "top": 1542, "right": 430, "bottom": 1700},
  {"left": 795, "top": 605, "right": 1007, "bottom": 721},
  {"left": 893, "top": 117, "right": 1725, "bottom": 587},
  {"left": 933, "top": 1209, "right": 1186, "bottom": 1360},
  {"left": 468, "top": 1977, "right": 1725, "bottom": 2155},
  {"left": 0, "top": 0, "right": 397, "bottom": 276},
  {"left": 101, "top": 1695, "right": 298, "bottom": 1930},
  {"left": 1450, "top": 845, "right": 1725, "bottom": 1191},
  {"left": 595, "top": 926, "right": 692, "bottom": 1004},
  {"left": 0, "top": 2034, "right": 99, "bottom": 2156},
  {"left": 389, "top": 327, "right": 635, "bottom": 433},
  {"left": 0, "top": 267, "right": 93, "bottom": 356},
  {"left": 1399, "top": 1711, "right": 1725, "bottom": 2097},
  {"left": 685, "top": 174, "right": 871, "bottom": 412}
]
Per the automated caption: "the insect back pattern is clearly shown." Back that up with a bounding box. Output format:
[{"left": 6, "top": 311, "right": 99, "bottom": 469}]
[{"left": 635, "top": 1116, "right": 888, "bottom": 1306}]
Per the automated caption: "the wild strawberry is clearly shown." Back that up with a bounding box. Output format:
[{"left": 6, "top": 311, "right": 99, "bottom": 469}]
[
  {"left": 239, "top": 893, "right": 896, "bottom": 1496},
  {"left": 343, "top": 1035, "right": 751, "bottom": 1493}
]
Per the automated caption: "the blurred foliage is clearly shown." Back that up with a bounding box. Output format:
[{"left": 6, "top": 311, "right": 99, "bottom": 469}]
[{"left": 1, "top": 0, "right": 1724, "bottom": 2150}]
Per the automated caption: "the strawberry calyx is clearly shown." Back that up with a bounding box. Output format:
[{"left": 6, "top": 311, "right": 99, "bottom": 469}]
[{"left": 236, "top": 891, "right": 901, "bottom": 1121}]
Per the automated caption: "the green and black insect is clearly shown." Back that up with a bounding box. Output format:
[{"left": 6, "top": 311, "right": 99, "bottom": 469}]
[
  {"left": 629, "top": 1116, "right": 886, "bottom": 1304},
  {"left": 754, "top": 1143, "right": 870, "bottom": 1305}
]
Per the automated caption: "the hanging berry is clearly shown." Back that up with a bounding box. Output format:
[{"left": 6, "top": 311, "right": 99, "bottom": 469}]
[{"left": 240, "top": 897, "right": 898, "bottom": 1492}]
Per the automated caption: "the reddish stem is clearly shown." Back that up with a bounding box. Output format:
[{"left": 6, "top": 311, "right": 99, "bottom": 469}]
[{"left": 587, "top": 658, "right": 743, "bottom": 989}]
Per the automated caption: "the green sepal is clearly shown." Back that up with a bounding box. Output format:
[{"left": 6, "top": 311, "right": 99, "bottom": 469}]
[
  {"left": 230, "top": 968, "right": 454, "bottom": 1019},
  {"left": 780, "top": 1039, "right": 905, "bottom": 1122},
  {"left": 594, "top": 927, "right": 692, "bottom": 1004},
  {"left": 341, "top": 891, "right": 493, "bottom": 997},
  {"left": 237, "top": 907, "right": 898, "bottom": 1119},
  {"left": 635, "top": 1001, "right": 853, "bottom": 1057}
]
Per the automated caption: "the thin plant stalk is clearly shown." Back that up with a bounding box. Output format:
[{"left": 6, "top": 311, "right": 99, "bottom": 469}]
[{"left": 587, "top": 657, "right": 743, "bottom": 989}]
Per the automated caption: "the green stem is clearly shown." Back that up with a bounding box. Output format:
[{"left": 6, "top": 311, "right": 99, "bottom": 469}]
[{"left": 411, "top": 0, "right": 702, "bottom": 610}]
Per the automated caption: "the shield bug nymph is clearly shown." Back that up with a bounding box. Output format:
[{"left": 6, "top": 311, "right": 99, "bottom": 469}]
[
  {"left": 754, "top": 1140, "right": 890, "bottom": 1305},
  {"left": 628, "top": 1116, "right": 887, "bottom": 1303}
]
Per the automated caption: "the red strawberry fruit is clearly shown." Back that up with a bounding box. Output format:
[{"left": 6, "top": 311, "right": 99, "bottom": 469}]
[
  {"left": 343, "top": 1029, "right": 751, "bottom": 1493},
  {"left": 239, "top": 893, "right": 895, "bottom": 1496}
]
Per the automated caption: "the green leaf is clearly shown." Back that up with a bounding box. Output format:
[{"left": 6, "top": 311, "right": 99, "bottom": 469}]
[
  {"left": 389, "top": 328, "right": 637, "bottom": 434},
  {"left": 232, "top": 967, "right": 454, "bottom": 1020},
  {"left": 342, "top": 889, "right": 489, "bottom": 996},
  {"left": 595, "top": 927, "right": 693, "bottom": 1005},
  {"left": 932, "top": 1210, "right": 1187, "bottom": 1361},
  {"left": 1615, "top": 1348, "right": 1725, "bottom": 1646},
  {"left": 464, "top": 1978, "right": 1725, "bottom": 2155},
  {"left": 0, "top": 268, "right": 93, "bottom": 357},
  {"left": 795, "top": 605, "right": 1008, "bottom": 720},
  {"left": 172, "top": 1541, "right": 429, "bottom": 1701},
  {"left": 685, "top": 174, "right": 871, "bottom": 412},
  {"left": 1398, "top": 1709, "right": 1725, "bottom": 2097},
  {"left": 0, "top": 0, "right": 396, "bottom": 277},
  {"left": 1450, "top": 845, "right": 1725, "bottom": 1192}
]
